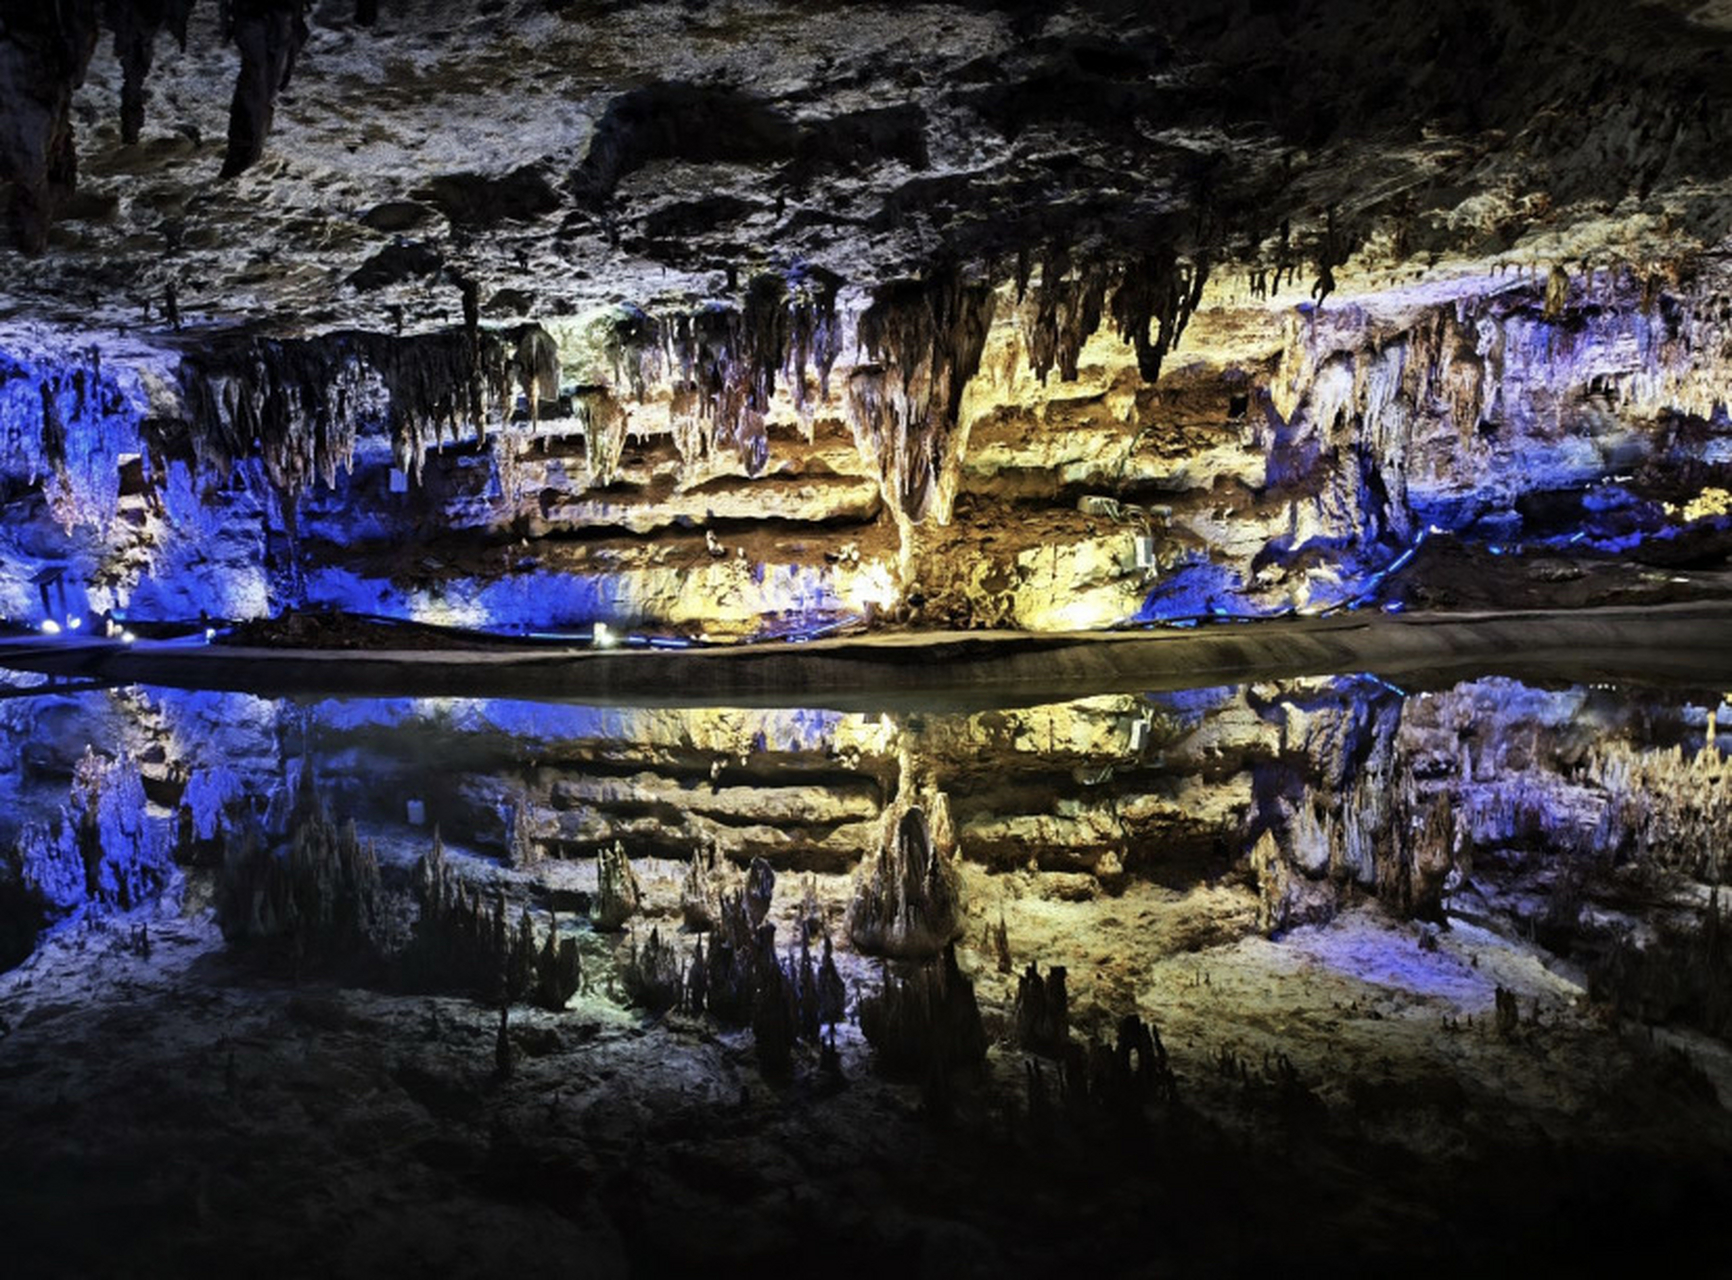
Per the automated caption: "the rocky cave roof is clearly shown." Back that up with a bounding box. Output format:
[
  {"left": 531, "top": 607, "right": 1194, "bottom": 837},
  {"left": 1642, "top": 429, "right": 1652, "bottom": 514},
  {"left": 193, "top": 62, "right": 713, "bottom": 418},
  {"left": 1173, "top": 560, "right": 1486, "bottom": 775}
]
[{"left": 9, "top": 0, "right": 1732, "bottom": 345}]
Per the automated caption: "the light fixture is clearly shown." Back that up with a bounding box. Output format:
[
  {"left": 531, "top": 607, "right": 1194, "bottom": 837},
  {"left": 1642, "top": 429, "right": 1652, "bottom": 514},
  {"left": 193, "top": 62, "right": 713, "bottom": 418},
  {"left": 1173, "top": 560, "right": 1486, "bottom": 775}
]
[
  {"left": 39, "top": 619, "right": 61, "bottom": 635},
  {"left": 121, "top": 630, "right": 136, "bottom": 644}
]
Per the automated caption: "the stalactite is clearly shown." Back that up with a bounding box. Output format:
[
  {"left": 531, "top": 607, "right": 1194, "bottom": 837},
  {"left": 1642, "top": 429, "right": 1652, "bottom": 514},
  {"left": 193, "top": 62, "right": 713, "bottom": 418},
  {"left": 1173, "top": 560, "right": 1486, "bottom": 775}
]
[
  {"left": 784, "top": 265, "right": 844, "bottom": 429},
  {"left": 219, "top": 0, "right": 310, "bottom": 180},
  {"left": 38, "top": 381, "right": 66, "bottom": 472},
  {"left": 1108, "top": 245, "right": 1209, "bottom": 384},
  {"left": 1021, "top": 245, "right": 1111, "bottom": 384},
  {"left": 0, "top": 2, "right": 100, "bottom": 253},
  {"left": 104, "top": 0, "right": 195, "bottom": 144},
  {"left": 846, "top": 267, "right": 996, "bottom": 523},
  {"left": 573, "top": 387, "right": 628, "bottom": 485},
  {"left": 1380, "top": 791, "right": 1455, "bottom": 922},
  {"left": 176, "top": 323, "right": 559, "bottom": 492},
  {"left": 1095, "top": 1014, "right": 1175, "bottom": 1108},
  {"left": 600, "top": 268, "right": 842, "bottom": 480},
  {"left": 677, "top": 874, "right": 828, "bottom": 1071}
]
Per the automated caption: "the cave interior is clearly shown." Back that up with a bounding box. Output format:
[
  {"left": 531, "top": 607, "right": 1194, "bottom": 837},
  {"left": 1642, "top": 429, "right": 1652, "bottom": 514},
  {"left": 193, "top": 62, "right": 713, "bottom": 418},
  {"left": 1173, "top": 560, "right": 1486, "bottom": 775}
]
[{"left": 2, "top": 1, "right": 1732, "bottom": 1275}]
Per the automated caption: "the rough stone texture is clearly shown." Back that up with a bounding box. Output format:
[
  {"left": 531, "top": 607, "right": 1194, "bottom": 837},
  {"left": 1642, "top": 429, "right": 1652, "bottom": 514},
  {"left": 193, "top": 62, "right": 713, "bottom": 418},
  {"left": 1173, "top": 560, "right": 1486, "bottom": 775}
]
[{"left": 3, "top": 1, "right": 1732, "bottom": 635}]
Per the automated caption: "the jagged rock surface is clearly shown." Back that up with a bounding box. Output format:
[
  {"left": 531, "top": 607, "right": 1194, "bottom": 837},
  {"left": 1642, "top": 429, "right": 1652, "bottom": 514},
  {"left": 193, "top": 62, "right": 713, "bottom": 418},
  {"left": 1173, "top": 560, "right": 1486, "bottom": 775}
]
[{"left": 1, "top": 2, "right": 1731, "bottom": 634}]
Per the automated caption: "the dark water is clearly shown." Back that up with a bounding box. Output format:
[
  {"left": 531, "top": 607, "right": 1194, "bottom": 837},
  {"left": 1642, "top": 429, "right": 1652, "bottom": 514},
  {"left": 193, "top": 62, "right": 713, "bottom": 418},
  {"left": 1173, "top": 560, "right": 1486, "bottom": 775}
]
[{"left": 0, "top": 670, "right": 1729, "bottom": 1276}]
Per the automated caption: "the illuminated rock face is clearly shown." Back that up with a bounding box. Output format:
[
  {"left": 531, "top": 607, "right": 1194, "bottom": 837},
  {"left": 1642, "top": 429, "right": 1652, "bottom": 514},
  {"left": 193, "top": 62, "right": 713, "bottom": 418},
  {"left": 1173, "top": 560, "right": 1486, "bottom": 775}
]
[
  {"left": 3, "top": 1, "right": 1732, "bottom": 634},
  {"left": 5, "top": 271, "right": 1732, "bottom": 635}
]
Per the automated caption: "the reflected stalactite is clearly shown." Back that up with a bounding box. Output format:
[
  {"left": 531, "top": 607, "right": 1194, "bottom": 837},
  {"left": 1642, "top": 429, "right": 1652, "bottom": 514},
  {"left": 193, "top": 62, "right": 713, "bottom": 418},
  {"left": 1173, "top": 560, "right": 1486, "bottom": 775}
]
[
  {"left": 847, "top": 802, "right": 963, "bottom": 960},
  {"left": 216, "top": 774, "right": 380, "bottom": 962},
  {"left": 20, "top": 748, "right": 163, "bottom": 917},
  {"left": 857, "top": 942, "right": 987, "bottom": 1081},
  {"left": 1012, "top": 962, "right": 1071, "bottom": 1057},
  {"left": 591, "top": 840, "right": 642, "bottom": 932},
  {"left": 680, "top": 839, "right": 741, "bottom": 931},
  {"left": 405, "top": 831, "right": 579, "bottom": 1006},
  {"left": 620, "top": 925, "right": 683, "bottom": 1012}
]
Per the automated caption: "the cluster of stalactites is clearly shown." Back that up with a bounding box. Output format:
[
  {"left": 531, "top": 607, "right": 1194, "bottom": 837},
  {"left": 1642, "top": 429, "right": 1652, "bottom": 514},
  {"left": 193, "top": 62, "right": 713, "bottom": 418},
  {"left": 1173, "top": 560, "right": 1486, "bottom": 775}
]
[
  {"left": 1269, "top": 266, "right": 1732, "bottom": 454},
  {"left": 597, "top": 267, "right": 843, "bottom": 482},
  {"left": 176, "top": 322, "right": 560, "bottom": 493},
  {"left": 1015, "top": 243, "right": 1209, "bottom": 387},
  {"left": 845, "top": 267, "right": 997, "bottom": 525},
  {"left": 573, "top": 251, "right": 1209, "bottom": 525},
  {"left": 4, "top": 344, "right": 135, "bottom": 530},
  {"left": 0, "top": 0, "right": 314, "bottom": 253}
]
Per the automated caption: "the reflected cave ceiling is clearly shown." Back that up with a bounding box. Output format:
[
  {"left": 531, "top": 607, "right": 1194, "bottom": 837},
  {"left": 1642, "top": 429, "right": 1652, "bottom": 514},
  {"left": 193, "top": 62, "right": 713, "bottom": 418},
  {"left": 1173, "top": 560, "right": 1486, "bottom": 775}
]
[{"left": 4, "top": 0, "right": 1732, "bottom": 633}]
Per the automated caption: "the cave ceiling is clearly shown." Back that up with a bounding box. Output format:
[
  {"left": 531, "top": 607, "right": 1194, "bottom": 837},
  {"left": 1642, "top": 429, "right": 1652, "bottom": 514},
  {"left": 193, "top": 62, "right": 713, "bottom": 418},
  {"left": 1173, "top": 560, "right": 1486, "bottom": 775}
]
[{"left": 10, "top": 0, "right": 1732, "bottom": 345}]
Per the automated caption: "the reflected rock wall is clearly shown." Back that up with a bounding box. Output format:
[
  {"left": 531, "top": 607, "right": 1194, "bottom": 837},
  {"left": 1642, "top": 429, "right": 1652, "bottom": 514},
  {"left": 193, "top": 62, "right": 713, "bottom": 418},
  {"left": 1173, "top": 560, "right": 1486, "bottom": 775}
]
[{"left": 1, "top": 673, "right": 1726, "bottom": 1038}]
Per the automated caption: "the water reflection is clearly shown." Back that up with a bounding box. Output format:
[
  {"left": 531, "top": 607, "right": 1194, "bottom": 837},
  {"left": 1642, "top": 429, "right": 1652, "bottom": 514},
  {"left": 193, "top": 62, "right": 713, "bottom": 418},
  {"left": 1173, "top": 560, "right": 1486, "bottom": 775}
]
[
  {"left": 2, "top": 671, "right": 1728, "bottom": 1030},
  {"left": 4, "top": 669, "right": 1732, "bottom": 1274}
]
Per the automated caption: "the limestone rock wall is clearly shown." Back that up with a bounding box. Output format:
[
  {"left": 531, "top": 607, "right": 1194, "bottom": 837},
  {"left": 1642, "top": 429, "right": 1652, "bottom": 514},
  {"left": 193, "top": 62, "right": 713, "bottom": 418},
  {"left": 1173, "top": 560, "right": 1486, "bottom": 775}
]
[{"left": 4, "top": 260, "right": 1732, "bottom": 635}]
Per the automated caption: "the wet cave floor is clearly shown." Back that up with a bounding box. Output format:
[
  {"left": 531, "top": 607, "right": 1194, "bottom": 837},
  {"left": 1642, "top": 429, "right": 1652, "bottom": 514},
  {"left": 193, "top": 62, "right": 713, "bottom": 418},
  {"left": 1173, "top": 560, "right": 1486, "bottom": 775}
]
[{"left": 0, "top": 664, "right": 1730, "bottom": 1277}]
